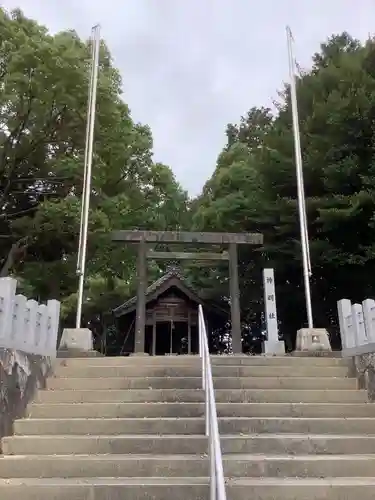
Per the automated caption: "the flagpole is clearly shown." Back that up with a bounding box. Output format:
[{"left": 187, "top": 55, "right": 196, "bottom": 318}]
[
  {"left": 76, "top": 24, "right": 101, "bottom": 329},
  {"left": 286, "top": 26, "right": 313, "bottom": 328}
]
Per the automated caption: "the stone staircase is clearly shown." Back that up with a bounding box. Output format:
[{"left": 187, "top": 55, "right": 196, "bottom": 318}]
[{"left": 1, "top": 355, "right": 375, "bottom": 499}]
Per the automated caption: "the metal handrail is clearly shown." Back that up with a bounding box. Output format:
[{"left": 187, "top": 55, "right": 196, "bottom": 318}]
[{"left": 198, "top": 304, "right": 227, "bottom": 500}]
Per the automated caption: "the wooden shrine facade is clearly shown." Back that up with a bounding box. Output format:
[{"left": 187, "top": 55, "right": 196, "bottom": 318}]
[
  {"left": 112, "top": 230, "right": 263, "bottom": 354},
  {"left": 113, "top": 266, "right": 226, "bottom": 355}
]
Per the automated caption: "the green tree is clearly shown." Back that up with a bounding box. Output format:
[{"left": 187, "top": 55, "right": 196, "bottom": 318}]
[
  {"left": 192, "top": 32, "right": 375, "bottom": 349},
  {"left": 0, "top": 8, "right": 188, "bottom": 337}
]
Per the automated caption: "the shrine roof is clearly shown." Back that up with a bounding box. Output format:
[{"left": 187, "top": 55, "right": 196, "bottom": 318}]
[{"left": 113, "top": 265, "right": 215, "bottom": 318}]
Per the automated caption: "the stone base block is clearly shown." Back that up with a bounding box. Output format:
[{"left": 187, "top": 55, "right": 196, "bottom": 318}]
[
  {"left": 59, "top": 328, "right": 93, "bottom": 354},
  {"left": 296, "top": 328, "right": 331, "bottom": 352},
  {"left": 131, "top": 352, "right": 150, "bottom": 357},
  {"left": 57, "top": 348, "right": 100, "bottom": 358},
  {"left": 292, "top": 350, "right": 340, "bottom": 357},
  {"left": 263, "top": 340, "right": 285, "bottom": 355}
]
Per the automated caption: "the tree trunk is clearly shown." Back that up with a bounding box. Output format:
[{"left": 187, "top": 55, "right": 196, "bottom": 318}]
[{"left": 0, "top": 238, "right": 28, "bottom": 277}]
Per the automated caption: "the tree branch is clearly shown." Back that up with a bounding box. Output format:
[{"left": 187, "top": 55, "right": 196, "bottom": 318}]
[{"left": 0, "top": 204, "right": 38, "bottom": 220}]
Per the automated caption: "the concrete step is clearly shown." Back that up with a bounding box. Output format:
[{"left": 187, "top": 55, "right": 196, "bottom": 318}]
[
  {"left": 13, "top": 417, "right": 375, "bottom": 435},
  {"left": 0, "top": 477, "right": 375, "bottom": 500},
  {"left": 1, "top": 454, "right": 375, "bottom": 478},
  {"left": 46, "top": 376, "right": 356, "bottom": 390},
  {"left": 35, "top": 388, "right": 367, "bottom": 404},
  {"left": 27, "top": 402, "right": 375, "bottom": 419},
  {"left": 0, "top": 455, "right": 208, "bottom": 479},
  {"left": 53, "top": 364, "right": 349, "bottom": 378},
  {"left": 5, "top": 433, "right": 375, "bottom": 456},
  {"left": 213, "top": 355, "right": 349, "bottom": 366},
  {"left": 56, "top": 356, "right": 201, "bottom": 367},
  {"left": 60, "top": 355, "right": 348, "bottom": 366}
]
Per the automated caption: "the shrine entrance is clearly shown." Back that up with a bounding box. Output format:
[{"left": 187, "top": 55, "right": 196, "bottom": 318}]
[
  {"left": 114, "top": 266, "right": 208, "bottom": 356},
  {"left": 112, "top": 230, "right": 263, "bottom": 355},
  {"left": 145, "top": 321, "right": 198, "bottom": 356}
]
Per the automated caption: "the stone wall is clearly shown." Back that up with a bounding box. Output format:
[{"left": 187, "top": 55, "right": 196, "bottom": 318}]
[
  {"left": 0, "top": 348, "right": 52, "bottom": 448},
  {"left": 350, "top": 352, "right": 375, "bottom": 401}
]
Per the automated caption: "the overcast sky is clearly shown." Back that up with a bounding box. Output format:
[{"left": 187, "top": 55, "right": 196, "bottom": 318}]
[{"left": 2, "top": 0, "right": 374, "bottom": 195}]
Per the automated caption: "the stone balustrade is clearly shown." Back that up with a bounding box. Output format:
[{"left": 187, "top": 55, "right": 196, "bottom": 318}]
[
  {"left": 0, "top": 277, "right": 61, "bottom": 446},
  {"left": 0, "top": 277, "right": 60, "bottom": 357}
]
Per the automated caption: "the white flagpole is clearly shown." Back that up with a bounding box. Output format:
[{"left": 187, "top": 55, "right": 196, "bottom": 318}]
[
  {"left": 77, "top": 29, "right": 96, "bottom": 280},
  {"left": 286, "top": 26, "right": 313, "bottom": 328},
  {"left": 76, "top": 24, "right": 101, "bottom": 329}
]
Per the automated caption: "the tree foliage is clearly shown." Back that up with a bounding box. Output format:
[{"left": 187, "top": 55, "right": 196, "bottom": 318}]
[
  {"left": 192, "top": 32, "right": 375, "bottom": 349},
  {"left": 0, "top": 8, "right": 188, "bottom": 343}
]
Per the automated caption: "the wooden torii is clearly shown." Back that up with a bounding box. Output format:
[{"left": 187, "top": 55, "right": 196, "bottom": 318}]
[{"left": 112, "top": 230, "right": 263, "bottom": 354}]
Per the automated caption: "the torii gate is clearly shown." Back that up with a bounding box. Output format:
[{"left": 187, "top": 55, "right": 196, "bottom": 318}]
[{"left": 112, "top": 230, "right": 263, "bottom": 354}]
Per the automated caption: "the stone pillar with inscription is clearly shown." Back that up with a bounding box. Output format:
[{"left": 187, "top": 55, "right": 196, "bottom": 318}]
[{"left": 262, "top": 268, "right": 285, "bottom": 355}]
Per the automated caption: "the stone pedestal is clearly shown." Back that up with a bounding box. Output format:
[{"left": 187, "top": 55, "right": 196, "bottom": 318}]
[
  {"left": 58, "top": 328, "right": 95, "bottom": 357},
  {"left": 296, "top": 328, "right": 331, "bottom": 352},
  {"left": 264, "top": 340, "right": 285, "bottom": 355}
]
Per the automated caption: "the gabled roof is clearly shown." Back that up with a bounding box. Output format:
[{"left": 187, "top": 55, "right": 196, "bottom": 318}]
[{"left": 113, "top": 266, "right": 210, "bottom": 318}]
